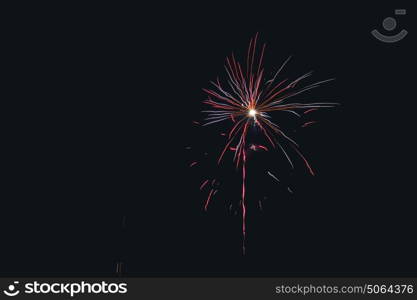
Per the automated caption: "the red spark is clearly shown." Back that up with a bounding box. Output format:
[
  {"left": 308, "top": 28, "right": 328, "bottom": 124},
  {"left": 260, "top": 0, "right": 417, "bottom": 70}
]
[
  {"left": 302, "top": 121, "right": 317, "bottom": 128},
  {"left": 199, "top": 179, "right": 209, "bottom": 190},
  {"left": 304, "top": 108, "right": 318, "bottom": 114},
  {"left": 204, "top": 189, "right": 215, "bottom": 211}
]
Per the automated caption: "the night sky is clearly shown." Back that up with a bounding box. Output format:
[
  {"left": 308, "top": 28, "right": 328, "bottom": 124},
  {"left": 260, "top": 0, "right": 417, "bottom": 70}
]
[{"left": 2, "top": 2, "right": 415, "bottom": 276}]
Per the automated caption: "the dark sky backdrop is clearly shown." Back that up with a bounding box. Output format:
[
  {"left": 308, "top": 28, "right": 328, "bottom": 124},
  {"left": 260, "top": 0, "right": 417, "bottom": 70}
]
[{"left": 2, "top": 2, "right": 415, "bottom": 276}]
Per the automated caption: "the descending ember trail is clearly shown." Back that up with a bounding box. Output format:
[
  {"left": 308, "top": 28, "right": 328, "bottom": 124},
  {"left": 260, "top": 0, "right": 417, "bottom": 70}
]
[{"left": 191, "top": 33, "right": 337, "bottom": 253}]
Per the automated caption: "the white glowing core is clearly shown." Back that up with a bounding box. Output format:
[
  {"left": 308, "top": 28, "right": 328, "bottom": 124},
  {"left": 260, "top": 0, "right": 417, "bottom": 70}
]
[{"left": 248, "top": 109, "right": 257, "bottom": 117}]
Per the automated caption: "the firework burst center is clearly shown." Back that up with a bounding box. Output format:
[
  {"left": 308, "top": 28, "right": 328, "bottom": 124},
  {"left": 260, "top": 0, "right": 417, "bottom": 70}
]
[{"left": 248, "top": 109, "right": 257, "bottom": 118}]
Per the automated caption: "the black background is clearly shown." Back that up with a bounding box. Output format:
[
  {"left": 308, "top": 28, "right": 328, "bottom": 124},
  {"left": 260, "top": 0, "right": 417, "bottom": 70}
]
[{"left": 2, "top": 2, "right": 415, "bottom": 276}]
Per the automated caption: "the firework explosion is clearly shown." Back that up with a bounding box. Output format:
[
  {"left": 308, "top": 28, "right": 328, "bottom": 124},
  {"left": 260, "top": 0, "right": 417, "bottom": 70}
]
[{"left": 190, "top": 34, "right": 337, "bottom": 253}]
